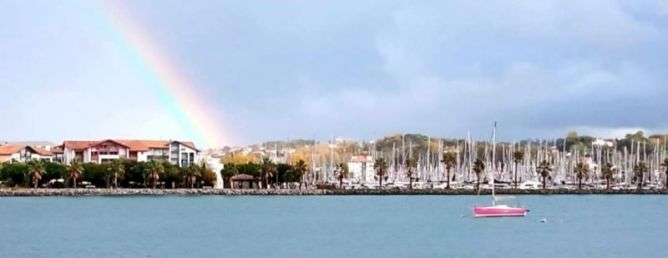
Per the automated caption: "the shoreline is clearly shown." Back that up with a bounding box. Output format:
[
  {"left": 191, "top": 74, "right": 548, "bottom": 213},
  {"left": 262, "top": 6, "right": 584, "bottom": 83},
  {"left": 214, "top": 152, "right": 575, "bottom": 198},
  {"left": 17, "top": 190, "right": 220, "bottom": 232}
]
[{"left": 0, "top": 188, "right": 666, "bottom": 196}]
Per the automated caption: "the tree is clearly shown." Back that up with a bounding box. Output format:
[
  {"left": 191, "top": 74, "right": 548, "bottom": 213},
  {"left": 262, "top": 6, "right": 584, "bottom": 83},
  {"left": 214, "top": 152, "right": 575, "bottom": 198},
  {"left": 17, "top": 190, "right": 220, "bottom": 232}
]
[
  {"left": 537, "top": 160, "right": 551, "bottom": 189},
  {"left": 335, "top": 162, "right": 349, "bottom": 189},
  {"left": 294, "top": 159, "right": 308, "bottom": 190},
  {"left": 601, "top": 163, "right": 614, "bottom": 190},
  {"left": 67, "top": 159, "right": 84, "bottom": 189},
  {"left": 634, "top": 162, "right": 648, "bottom": 191},
  {"left": 0, "top": 163, "right": 28, "bottom": 187},
  {"left": 473, "top": 159, "right": 485, "bottom": 191},
  {"left": 260, "top": 157, "right": 276, "bottom": 189},
  {"left": 662, "top": 158, "right": 668, "bottom": 190},
  {"left": 406, "top": 157, "right": 417, "bottom": 190},
  {"left": 374, "top": 157, "right": 388, "bottom": 188},
  {"left": 574, "top": 162, "right": 589, "bottom": 190},
  {"left": 441, "top": 152, "right": 456, "bottom": 189},
  {"left": 44, "top": 162, "right": 66, "bottom": 187},
  {"left": 512, "top": 151, "right": 524, "bottom": 188},
  {"left": 144, "top": 160, "right": 164, "bottom": 189},
  {"left": 200, "top": 164, "right": 217, "bottom": 187},
  {"left": 221, "top": 164, "right": 238, "bottom": 188},
  {"left": 109, "top": 159, "right": 125, "bottom": 188},
  {"left": 182, "top": 164, "right": 201, "bottom": 189},
  {"left": 162, "top": 162, "right": 182, "bottom": 188},
  {"left": 26, "top": 160, "right": 46, "bottom": 189}
]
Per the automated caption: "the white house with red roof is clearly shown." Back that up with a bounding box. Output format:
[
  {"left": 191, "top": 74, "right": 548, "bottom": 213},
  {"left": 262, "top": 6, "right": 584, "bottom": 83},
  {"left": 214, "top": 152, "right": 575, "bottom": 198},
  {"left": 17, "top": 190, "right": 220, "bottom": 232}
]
[
  {"left": 0, "top": 144, "right": 53, "bottom": 163},
  {"left": 347, "top": 155, "right": 375, "bottom": 183},
  {"left": 60, "top": 139, "right": 199, "bottom": 167}
]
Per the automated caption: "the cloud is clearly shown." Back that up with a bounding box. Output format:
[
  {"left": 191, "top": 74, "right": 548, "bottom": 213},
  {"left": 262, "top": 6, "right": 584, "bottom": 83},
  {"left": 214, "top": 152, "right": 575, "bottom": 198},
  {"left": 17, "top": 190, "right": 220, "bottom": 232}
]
[{"left": 279, "top": 1, "right": 668, "bottom": 141}]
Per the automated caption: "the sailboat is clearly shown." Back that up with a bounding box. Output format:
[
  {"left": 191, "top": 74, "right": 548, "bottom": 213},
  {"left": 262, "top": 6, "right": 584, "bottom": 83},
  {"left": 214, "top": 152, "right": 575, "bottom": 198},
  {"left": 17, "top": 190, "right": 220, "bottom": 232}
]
[{"left": 473, "top": 122, "right": 528, "bottom": 218}]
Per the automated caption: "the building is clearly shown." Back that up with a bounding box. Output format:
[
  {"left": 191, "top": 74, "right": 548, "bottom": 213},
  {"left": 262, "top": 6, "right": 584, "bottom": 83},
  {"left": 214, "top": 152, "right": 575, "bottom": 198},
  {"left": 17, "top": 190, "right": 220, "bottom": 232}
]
[
  {"left": 0, "top": 144, "right": 53, "bottom": 163},
  {"left": 59, "top": 139, "right": 199, "bottom": 167},
  {"left": 347, "top": 155, "right": 375, "bottom": 183}
]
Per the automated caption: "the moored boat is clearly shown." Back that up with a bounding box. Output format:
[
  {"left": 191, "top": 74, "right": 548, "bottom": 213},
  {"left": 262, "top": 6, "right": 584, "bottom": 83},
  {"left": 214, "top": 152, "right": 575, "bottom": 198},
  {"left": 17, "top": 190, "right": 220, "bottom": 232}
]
[{"left": 473, "top": 122, "right": 528, "bottom": 218}]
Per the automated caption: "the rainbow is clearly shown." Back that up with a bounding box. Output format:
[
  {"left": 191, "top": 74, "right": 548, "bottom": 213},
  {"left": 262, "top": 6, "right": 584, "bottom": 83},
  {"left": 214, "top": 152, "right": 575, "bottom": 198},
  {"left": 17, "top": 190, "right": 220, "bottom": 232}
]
[{"left": 91, "top": 0, "right": 232, "bottom": 148}]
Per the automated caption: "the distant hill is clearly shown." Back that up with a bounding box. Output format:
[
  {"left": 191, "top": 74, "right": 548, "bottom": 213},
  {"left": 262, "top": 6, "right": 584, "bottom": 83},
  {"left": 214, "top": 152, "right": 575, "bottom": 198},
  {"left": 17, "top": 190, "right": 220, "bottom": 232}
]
[{"left": 0, "top": 140, "right": 55, "bottom": 146}]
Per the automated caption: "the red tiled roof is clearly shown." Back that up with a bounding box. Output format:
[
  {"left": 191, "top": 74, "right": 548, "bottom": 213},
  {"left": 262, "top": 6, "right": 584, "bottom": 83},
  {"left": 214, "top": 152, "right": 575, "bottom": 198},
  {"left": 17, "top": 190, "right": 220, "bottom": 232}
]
[
  {"left": 51, "top": 145, "right": 64, "bottom": 154},
  {"left": 89, "top": 139, "right": 131, "bottom": 149},
  {"left": 0, "top": 144, "right": 25, "bottom": 155},
  {"left": 171, "top": 141, "right": 199, "bottom": 151},
  {"left": 63, "top": 141, "right": 97, "bottom": 151},
  {"left": 61, "top": 139, "right": 198, "bottom": 152},
  {"left": 116, "top": 140, "right": 169, "bottom": 152},
  {"left": 0, "top": 144, "right": 52, "bottom": 156},
  {"left": 29, "top": 146, "right": 53, "bottom": 156}
]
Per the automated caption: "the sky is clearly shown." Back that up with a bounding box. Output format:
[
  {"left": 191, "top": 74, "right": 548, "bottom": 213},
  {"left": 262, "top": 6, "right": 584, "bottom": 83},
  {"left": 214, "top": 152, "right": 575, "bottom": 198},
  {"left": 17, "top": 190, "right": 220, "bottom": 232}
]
[{"left": 1, "top": 0, "right": 668, "bottom": 147}]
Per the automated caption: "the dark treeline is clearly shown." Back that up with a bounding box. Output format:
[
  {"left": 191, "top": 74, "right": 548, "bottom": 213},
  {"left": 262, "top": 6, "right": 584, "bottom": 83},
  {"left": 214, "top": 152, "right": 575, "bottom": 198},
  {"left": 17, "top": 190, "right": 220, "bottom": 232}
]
[
  {"left": 0, "top": 160, "right": 217, "bottom": 189},
  {"left": 221, "top": 160, "right": 304, "bottom": 189}
]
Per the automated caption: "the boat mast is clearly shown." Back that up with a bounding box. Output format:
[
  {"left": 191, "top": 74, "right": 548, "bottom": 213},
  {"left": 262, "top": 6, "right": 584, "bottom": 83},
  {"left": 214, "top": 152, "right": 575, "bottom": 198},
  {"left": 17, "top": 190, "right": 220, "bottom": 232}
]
[{"left": 492, "top": 122, "right": 496, "bottom": 205}]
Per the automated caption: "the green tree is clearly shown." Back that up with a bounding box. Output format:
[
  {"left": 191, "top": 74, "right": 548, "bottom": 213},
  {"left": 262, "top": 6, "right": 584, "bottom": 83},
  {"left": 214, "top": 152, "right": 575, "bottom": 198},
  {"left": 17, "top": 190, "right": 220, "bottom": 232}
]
[
  {"left": 109, "top": 159, "right": 125, "bottom": 188},
  {"left": 294, "top": 159, "right": 308, "bottom": 190},
  {"left": 574, "top": 162, "right": 589, "bottom": 190},
  {"left": 121, "top": 160, "right": 143, "bottom": 188},
  {"left": 200, "top": 164, "right": 217, "bottom": 187},
  {"left": 44, "top": 162, "right": 66, "bottom": 186},
  {"left": 67, "top": 159, "right": 84, "bottom": 189},
  {"left": 473, "top": 159, "right": 485, "bottom": 191},
  {"left": 182, "top": 164, "right": 201, "bottom": 189},
  {"left": 634, "top": 162, "right": 648, "bottom": 191},
  {"left": 537, "top": 160, "right": 551, "bottom": 189},
  {"left": 441, "top": 152, "right": 457, "bottom": 189},
  {"left": 82, "top": 163, "right": 109, "bottom": 188},
  {"left": 26, "top": 160, "right": 46, "bottom": 189},
  {"left": 0, "top": 163, "right": 28, "bottom": 187},
  {"left": 512, "top": 151, "right": 524, "bottom": 188},
  {"left": 162, "top": 162, "right": 181, "bottom": 188},
  {"left": 336, "top": 162, "right": 349, "bottom": 189},
  {"left": 406, "top": 157, "right": 417, "bottom": 190},
  {"left": 260, "top": 157, "right": 276, "bottom": 189},
  {"left": 144, "top": 160, "right": 164, "bottom": 189},
  {"left": 221, "top": 163, "right": 238, "bottom": 188},
  {"left": 374, "top": 157, "right": 388, "bottom": 188},
  {"left": 601, "top": 163, "right": 614, "bottom": 190}
]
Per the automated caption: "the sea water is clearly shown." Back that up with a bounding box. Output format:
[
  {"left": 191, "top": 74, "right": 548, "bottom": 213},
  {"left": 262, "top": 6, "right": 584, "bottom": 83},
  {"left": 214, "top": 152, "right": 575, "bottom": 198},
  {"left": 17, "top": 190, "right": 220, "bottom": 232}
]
[{"left": 0, "top": 195, "right": 665, "bottom": 257}]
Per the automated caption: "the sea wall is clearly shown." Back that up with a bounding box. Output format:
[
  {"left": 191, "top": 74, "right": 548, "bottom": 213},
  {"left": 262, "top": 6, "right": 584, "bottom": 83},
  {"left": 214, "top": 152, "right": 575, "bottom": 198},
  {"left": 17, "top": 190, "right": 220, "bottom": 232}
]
[{"left": 0, "top": 188, "right": 666, "bottom": 196}]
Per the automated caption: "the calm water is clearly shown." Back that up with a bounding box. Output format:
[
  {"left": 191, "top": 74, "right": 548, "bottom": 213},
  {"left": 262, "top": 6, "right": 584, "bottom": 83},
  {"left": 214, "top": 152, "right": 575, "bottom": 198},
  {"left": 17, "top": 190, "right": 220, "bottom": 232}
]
[{"left": 0, "top": 195, "right": 666, "bottom": 258}]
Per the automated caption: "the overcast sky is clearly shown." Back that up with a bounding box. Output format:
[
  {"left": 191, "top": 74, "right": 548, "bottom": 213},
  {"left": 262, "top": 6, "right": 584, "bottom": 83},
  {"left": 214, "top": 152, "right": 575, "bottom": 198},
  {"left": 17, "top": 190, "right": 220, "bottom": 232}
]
[{"left": 1, "top": 0, "right": 667, "bottom": 146}]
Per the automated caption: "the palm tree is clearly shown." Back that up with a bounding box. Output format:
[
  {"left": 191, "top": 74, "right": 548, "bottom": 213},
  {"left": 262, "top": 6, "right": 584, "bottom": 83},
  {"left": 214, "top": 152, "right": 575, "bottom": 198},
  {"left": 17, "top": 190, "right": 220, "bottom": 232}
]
[
  {"left": 260, "top": 157, "right": 276, "bottom": 189},
  {"left": 634, "top": 162, "right": 648, "bottom": 191},
  {"left": 183, "top": 164, "right": 201, "bottom": 188},
  {"left": 27, "top": 160, "right": 46, "bottom": 189},
  {"left": 109, "top": 159, "right": 125, "bottom": 188},
  {"left": 406, "top": 157, "right": 417, "bottom": 190},
  {"left": 336, "top": 162, "right": 349, "bottom": 189},
  {"left": 574, "top": 162, "right": 589, "bottom": 190},
  {"left": 537, "top": 160, "right": 551, "bottom": 189},
  {"left": 662, "top": 158, "right": 668, "bottom": 190},
  {"left": 294, "top": 159, "right": 308, "bottom": 190},
  {"left": 441, "top": 152, "right": 456, "bottom": 189},
  {"left": 144, "top": 160, "right": 164, "bottom": 189},
  {"left": 473, "top": 159, "right": 485, "bottom": 191},
  {"left": 67, "top": 159, "right": 84, "bottom": 189},
  {"left": 512, "top": 151, "right": 524, "bottom": 188},
  {"left": 374, "top": 157, "right": 388, "bottom": 188},
  {"left": 601, "top": 163, "right": 614, "bottom": 190}
]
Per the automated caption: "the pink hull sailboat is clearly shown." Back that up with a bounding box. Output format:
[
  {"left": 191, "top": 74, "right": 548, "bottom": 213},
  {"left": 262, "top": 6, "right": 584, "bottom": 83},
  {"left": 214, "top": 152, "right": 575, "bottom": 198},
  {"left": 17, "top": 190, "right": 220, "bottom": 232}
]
[
  {"left": 474, "top": 203, "right": 528, "bottom": 217},
  {"left": 473, "top": 122, "right": 528, "bottom": 218}
]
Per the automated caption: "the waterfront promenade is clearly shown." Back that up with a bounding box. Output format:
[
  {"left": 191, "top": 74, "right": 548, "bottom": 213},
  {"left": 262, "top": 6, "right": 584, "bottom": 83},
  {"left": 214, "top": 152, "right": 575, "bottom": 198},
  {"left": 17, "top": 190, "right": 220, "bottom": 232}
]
[{"left": 0, "top": 188, "right": 666, "bottom": 196}]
